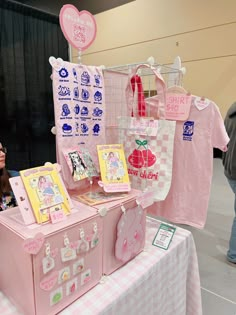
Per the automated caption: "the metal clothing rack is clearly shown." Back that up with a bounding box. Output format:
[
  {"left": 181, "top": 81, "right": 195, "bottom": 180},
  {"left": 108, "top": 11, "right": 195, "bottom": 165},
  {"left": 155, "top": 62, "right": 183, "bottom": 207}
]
[
  {"left": 103, "top": 57, "right": 185, "bottom": 85},
  {"left": 103, "top": 57, "right": 186, "bottom": 149}
]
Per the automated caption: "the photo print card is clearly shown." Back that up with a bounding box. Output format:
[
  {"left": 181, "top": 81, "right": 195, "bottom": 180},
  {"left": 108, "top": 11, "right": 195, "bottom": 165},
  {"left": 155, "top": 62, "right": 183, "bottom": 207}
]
[{"left": 63, "top": 147, "right": 89, "bottom": 182}]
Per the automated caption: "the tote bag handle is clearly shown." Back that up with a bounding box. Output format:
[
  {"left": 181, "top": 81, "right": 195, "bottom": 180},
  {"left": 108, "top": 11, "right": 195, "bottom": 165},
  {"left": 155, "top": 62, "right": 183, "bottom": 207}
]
[{"left": 126, "top": 64, "right": 166, "bottom": 119}]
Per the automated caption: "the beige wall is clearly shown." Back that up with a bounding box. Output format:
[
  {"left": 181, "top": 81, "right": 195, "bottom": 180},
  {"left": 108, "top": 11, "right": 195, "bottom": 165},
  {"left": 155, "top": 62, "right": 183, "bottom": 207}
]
[{"left": 72, "top": 0, "right": 236, "bottom": 117}]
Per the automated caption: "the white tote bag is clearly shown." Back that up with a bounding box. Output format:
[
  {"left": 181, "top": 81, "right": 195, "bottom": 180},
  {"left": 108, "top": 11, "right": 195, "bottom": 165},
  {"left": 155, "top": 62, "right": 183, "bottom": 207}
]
[{"left": 120, "top": 64, "right": 176, "bottom": 201}]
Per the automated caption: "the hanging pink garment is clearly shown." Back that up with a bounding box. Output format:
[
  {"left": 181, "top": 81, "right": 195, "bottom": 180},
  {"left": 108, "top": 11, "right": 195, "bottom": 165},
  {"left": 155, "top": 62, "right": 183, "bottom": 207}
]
[{"left": 147, "top": 96, "right": 229, "bottom": 229}]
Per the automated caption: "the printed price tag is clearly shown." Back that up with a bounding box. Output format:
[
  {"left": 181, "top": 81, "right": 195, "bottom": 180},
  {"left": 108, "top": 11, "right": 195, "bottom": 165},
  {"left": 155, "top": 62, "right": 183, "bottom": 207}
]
[
  {"left": 165, "top": 93, "right": 191, "bottom": 120},
  {"left": 152, "top": 223, "right": 176, "bottom": 250},
  {"left": 50, "top": 209, "right": 66, "bottom": 224}
]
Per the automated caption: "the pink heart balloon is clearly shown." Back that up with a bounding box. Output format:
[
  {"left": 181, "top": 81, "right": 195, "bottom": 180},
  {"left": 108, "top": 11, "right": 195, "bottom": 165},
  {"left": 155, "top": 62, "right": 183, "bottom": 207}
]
[
  {"left": 22, "top": 233, "right": 45, "bottom": 255},
  {"left": 59, "top": 4, "right": 97, "bottom": 51}
]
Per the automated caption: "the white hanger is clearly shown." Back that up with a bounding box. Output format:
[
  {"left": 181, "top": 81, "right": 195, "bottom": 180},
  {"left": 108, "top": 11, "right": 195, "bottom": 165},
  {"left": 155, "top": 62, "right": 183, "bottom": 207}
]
[
  {"left": 166, "top": 85, "right": 188, "bottom": 94},
  {"left": 167, "top": 56, "right": 186, "bottom": 88}
]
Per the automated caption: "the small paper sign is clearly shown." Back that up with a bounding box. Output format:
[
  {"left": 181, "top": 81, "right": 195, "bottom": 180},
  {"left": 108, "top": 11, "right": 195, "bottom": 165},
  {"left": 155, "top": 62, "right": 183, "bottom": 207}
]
[
  {"left": 22, "top": 233, "right": 45, "bottom": 255},
  {"left": 40, "top": 271, "right": 58, "bottom": 291},
  {"left": 129, "top": 118, "right": 158, "bottom": 137},
  {"left": 59, "top": 4, "right": 97, "bottom": 51},
  {"left": 152, "top": 223, "right": 176, "bottom": 250},
  {"left": 165, "top": 93, "right": 191, "bottom": 121},
  {"left": 194, "top": 97, "right": 210, "bottom": 111},
  {"left": 50, "top": 209, "right": 66, "bottom": 224}
]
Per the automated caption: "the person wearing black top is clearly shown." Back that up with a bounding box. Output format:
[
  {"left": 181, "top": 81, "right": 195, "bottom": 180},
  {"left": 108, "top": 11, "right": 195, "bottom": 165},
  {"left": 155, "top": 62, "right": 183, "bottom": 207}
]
[{"left": 0, "top": 143, "right": 18, "bottom": 211}]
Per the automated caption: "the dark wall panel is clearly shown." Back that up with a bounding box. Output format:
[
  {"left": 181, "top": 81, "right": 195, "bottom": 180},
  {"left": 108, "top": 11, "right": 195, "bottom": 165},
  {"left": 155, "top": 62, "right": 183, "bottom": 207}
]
[{"left": 6, "top": 0, "right": 135, "bottom": 16}]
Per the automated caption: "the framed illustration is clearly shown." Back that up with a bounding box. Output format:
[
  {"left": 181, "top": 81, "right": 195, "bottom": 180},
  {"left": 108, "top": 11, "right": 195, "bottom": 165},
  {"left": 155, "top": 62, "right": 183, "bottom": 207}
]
[
  {"left": 20, "top": 164, "right": 71, "bottom": 223},
  {"left": 97, "top": 144, "right": 131, "bottom": 192}
]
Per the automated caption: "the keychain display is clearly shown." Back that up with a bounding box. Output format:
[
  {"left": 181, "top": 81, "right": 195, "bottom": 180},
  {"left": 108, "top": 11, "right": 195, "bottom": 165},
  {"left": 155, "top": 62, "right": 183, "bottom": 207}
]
[
  {"left": 61, "top": 234, "right": 77, "bottom": 262},
  {"left": 77, "top": 228, "right": 89, "bottom": 254},
  {"left": 42, "top": 242, "right": 55, "bottom": 274},
  {"left": 91, "top": 222, "right": 99, "bottom": 248}
]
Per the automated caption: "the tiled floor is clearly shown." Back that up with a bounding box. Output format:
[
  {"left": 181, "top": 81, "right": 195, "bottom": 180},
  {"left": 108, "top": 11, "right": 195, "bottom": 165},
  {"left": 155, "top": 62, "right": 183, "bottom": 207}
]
[{"left": 180, "top": 158, "right": 236, "bottom": 314}]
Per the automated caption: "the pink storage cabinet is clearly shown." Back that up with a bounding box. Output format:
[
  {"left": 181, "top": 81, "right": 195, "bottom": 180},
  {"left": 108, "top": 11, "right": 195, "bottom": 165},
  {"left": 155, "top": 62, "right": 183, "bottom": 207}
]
[
  {"left": 94, "top": 189, "right": 146, "bottom": 275},
  {"left": 0, "top": 204, "right": 103, "bottom": 315}
]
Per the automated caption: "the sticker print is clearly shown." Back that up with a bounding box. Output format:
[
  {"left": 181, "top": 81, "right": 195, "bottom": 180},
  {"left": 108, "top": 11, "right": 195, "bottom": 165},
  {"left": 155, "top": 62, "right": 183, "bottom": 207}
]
[
  {"left": 61, "top": 104, "right": 70, "bottom": 116},
  {"left": 92, "top": 107, "right": 103, "bottom": 117},
  {"left": 81, "top": 106, "right": 89, "bottom": 116},
  {"left": 81, "top": 123, "right": 89, "bottom": 133},
  {"left": 81, "top": 71, "right": 90, "bottom": 85},
  {"left": 73, "top": 87, "right": 79, "bottom": 99},
  {"left": 59, "top": 68, "right": 69, "bottom": 78},
  {"left": 74, "top": 104, "right": 80, "bottom": 115},
  {"left": 81, "top": 89, "right": 90, "bottom": 101},
  {"left": 75, "top": 122, "right": 79, "bottom": 132},
  {"left": 72, "top": 67, "right": 77, "bottom": 81},
  {"left": 94, "top": 91, "right": 102, "bottom": 102},
  {"left": 94, "top": 74, "right": 101, "bottom": 86},
  {"left": 58, "top": 86, "right": 70, "bottom": 97},
  {"left": 62, "top": 123, "right": 72, "bottom": 134},
  {"left": 183, "top": 121, "right": 194, "bottom": 141},
  {"left": 93, "top": 124, "right": 100, "bottom": 134}
]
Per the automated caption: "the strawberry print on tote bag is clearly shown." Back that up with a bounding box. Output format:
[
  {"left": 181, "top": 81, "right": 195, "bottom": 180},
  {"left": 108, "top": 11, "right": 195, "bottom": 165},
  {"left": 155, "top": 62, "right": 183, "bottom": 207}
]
[{"left": 119, "top": 64, "right": 176, "bottom": 201}]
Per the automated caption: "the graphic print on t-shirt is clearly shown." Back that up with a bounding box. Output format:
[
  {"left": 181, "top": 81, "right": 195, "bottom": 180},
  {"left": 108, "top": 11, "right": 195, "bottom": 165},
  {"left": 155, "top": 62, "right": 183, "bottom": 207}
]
[{"left": 183, "top": 121, "right": 194, "bottom": 141}]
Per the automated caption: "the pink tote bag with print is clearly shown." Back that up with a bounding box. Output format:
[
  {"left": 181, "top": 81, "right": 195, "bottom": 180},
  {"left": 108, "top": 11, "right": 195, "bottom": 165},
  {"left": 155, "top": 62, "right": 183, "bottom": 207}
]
[{"left": 119, "top": 64, "right": 176, "bottom": 201}]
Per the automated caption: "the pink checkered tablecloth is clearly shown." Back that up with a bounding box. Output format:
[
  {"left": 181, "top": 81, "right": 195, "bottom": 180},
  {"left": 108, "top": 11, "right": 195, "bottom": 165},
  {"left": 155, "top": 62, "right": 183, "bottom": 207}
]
[{"left": 0, "top": 217, "right": 202, "bottom": 315}]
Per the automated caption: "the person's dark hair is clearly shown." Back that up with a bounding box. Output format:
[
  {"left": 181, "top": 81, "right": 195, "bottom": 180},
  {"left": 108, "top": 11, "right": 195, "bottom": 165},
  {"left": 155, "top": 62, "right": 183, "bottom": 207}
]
[{"left": 0, "top": 167, "right": 11, "bottom": 199}]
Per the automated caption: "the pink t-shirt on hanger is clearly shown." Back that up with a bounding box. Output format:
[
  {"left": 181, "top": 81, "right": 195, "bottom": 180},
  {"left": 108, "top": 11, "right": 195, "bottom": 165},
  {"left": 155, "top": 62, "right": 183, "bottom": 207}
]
[{"left": 147, "top": 96, "right": 229, "bottom": 229}]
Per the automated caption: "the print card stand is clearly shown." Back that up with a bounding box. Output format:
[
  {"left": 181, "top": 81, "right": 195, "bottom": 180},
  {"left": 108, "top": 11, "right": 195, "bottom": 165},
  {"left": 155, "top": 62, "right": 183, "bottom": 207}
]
[
  {"left": 10, "top": 169, "right": 73, "bottom": 225},
  {"left": 9, "top": 176, "right": 36, "bottom": 225},
  {"left": 97, "top": 144, "right": 131, "bottom": 193},
  {"left": 20, "top": 164, "right": 71, "bottom": 224}
]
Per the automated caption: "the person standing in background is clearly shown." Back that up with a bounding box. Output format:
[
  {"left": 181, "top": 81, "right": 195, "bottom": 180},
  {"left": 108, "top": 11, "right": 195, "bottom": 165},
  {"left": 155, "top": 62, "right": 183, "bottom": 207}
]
[
  {"left": 0, "top": 143, "right": 18, "bottom": 211},
  {"left": 222, "top": 102, "right": 236, "bottom": 263}
]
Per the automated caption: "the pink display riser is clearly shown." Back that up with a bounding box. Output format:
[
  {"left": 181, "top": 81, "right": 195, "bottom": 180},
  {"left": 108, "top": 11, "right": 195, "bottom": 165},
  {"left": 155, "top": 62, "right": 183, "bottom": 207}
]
[
  {"left": 94, "top": 190, "right": 146, "bottom": 275},
  {"left": 0, "top": 207, "right": 103, "bottom": 315}
]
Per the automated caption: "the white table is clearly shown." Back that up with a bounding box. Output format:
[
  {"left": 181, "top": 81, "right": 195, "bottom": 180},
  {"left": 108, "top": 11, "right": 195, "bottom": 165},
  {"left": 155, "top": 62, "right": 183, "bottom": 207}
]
[{"left": 0, "top": 217, "right": 202, "bottom": 315}]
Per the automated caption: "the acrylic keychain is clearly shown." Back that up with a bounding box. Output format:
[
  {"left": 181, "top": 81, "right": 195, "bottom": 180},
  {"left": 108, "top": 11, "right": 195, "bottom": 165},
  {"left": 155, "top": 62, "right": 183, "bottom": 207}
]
[
  {"left": 61, "top": 233, "right": 77, "bottom": 262},
  {"left": 77, "top": 228, "right": 89, "bottom": 254},
  {"left": 91, "top": 222, "right": 99, "bottom": 248},
  {"left": 42, "top": 242, "right": 55, "bottom": 274}
]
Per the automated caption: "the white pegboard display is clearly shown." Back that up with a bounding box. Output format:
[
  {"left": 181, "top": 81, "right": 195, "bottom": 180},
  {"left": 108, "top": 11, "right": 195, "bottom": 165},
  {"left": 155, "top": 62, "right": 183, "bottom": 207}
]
[{"left": 103, "top": 62, "right": 183, "bottom": 197}]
